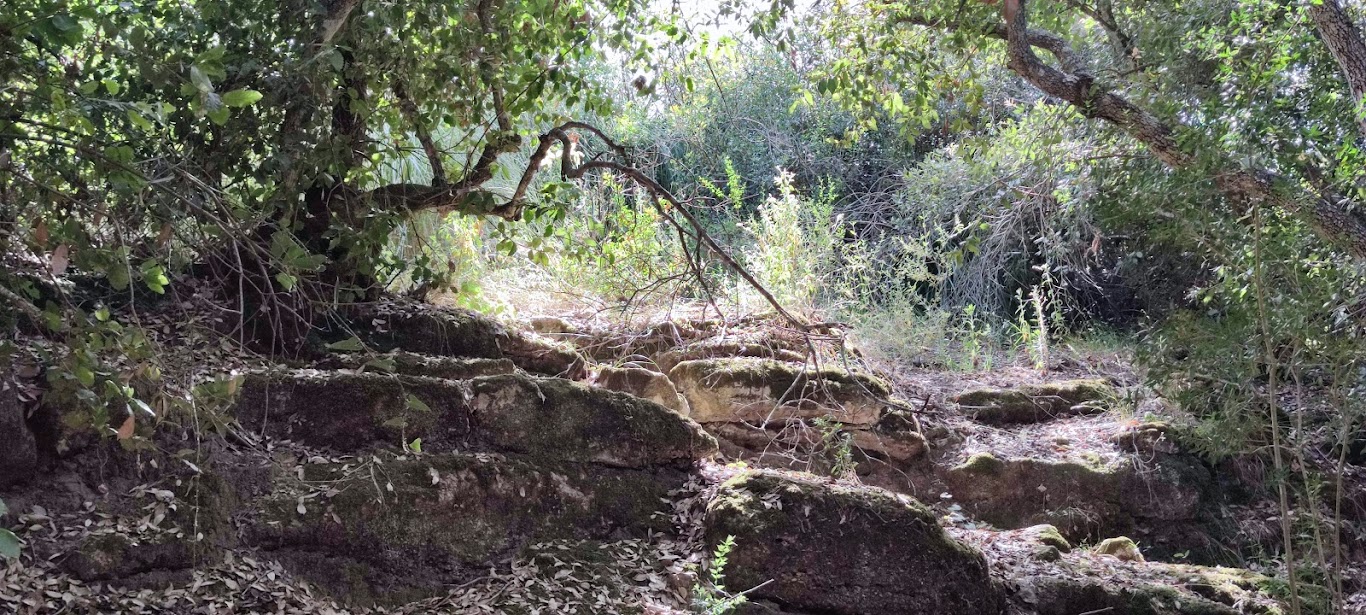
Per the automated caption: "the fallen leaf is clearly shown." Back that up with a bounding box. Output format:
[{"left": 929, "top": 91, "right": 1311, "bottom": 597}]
[
  {"left": 116, "top": 415, "right": 135, "bottom": 440},
  {"left": 50, "top": 244, "right": 70, "bottom": 275}
]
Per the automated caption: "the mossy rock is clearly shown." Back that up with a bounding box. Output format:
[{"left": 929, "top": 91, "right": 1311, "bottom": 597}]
[
  {"left": 231, "top": 370, "right": 717, "bottom": 467},
  {"left": 1095, "top": 536, "right": 1145, "bottom": 562},
  {"left": 230, "top": 369, "right": 471, "bottom": 452},
  {"left": 468, "top": 374, "right": 717, "bottom": 468},
  {"left": 313, "top": 352, "right": 515, "bottom": 380},
  {"left": 1022, "top": 568, "right": 1284, "bottom": 615},
  {"left": 61, "top": 533, "right": 195, "bottom": 585},
  {"left": 1021, "top": 524, "right": 1072, "bottom": 552},
  {"left": 704, "top": 470, "right": 1004, "bottom": 614},
  {"left": 249, "top": 453, "right": 685, "bottom": 605},
  {"left": 343, "top": 303, "right": 505, "bottom": 359},
  {"left": 595, "top": 364, "right": 689, "bottom": 415},
  {"left": 654, "top": 340, "right": 807, "bottom": 374},
  {"left": 952, "top": 379, "right": 1116, "bottom": 424},
  {"left": 945, "top": 454, "right": 1125, "bottom": 540},
  {"left": 670, "top": 358, "right": 891, "bottom": 425}
]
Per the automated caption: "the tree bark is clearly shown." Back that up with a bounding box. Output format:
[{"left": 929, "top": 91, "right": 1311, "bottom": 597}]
[{"left": 1308, "top": 0, "right": 1366, "bottom": 139}]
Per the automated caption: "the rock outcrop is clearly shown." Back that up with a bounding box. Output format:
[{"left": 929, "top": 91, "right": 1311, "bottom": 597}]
[
  {"left": 704, "top": 470, "right": 1005, "bottom": 615},
  {"left": 951, "top": 379, "right": 1115, "bottom": 424}
]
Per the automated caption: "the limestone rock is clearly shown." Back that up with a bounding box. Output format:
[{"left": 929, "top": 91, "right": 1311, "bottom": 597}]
[
  {"left": 1112, "top": 421, "right": 1178, "bottom": 455},
  {"left": 1020, "top": 524, "right": 1072, "bottom": 552},
  {"left": 1095, "top": 536, "right": 1145, "bottom": 562},
  {"left": 250, "top": 454, "right": 684, "bottom": 605},
  {"left": 313, "top": 352, "right": 515, "bottom": 380},
  {"left": 232, "top": 370, "right": 717, "bottom": 466},
  {"left": 467, "top": 374, "right": 716, "bottom": 468},
  {"left": 703, "top": 470, "right": 1004, "bottom": 615},
  {"left": 346, "top": 303, "right": 504, "bottom": 359},
  {"left": 951, "top": 379, "right": 1116, "bottom": 424},
  {"left": 528, "top": 315, "right": 578, "bottom": 335},
  {"left": 669, "top": 358, "right": 890, "bottom": 425},
  {"left": 654, "top": 339, "right": 806, "bottom": 374},
  {"left": 343, "top": 303, "right": 586, "bottom": 378},
  {"left": 0, "top": 383, "right": 37, "bottom": 487},
  {"left": 595, "top": 364, "right": 689, "bottom": 415},
  {"left": 848, "top": 428, "right": 926, "bottom": 463},
  {"left": 499, "top": 330, "right": 588, "bottom": 379},
  {"left": 1022, "top": 572, "right": 1274, "bottom": 615}
]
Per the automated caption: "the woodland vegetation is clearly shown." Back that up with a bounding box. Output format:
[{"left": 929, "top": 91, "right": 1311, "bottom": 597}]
[{"left": 4, "top": 0, "right": 1366, "bottom": 613}]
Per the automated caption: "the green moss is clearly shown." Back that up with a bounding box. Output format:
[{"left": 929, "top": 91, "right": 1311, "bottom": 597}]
[
  {"left": 958, "top": 452, "right": 1006, "bottom": 475},
  {"left": 1095, "top": 536, "right": 1144, "bottom": 562},
  {"left": 1028, "top": 524, "right": 1072, "bottom": 552},
  {"left": 681, "top": 358, "right": 892, "bottom": 401}
]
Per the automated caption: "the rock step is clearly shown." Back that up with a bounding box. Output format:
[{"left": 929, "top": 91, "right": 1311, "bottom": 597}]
[
  {"left": 312, "top": 351, "right": 516, "bottom": 380},
  {"left": 669, "top": 357, "right": 892, "bottom": 425},
  {"left": 246, "top": 452, "right": 689, "bottom": 606},
  {"left": 704, "top": 469, "right": 1004, "bottom": 615},
  {"left": 943, "top": 450, "right": 1211, "bottom": 553},
  {"left": 336, "top": 302, "right": 587, "bottom": 378},
  {"left": 950, "top": 379, "right": 1116, "bottom": 425},
  {"left": 231, "top": 369, "right": 717, "bottom": 467}
]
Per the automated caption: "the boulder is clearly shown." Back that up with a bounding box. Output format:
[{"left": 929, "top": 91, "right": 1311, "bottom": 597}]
[
  {"left": 703, "top": 470, "right": 1004, "bottom": 615},
  {"left": 1095, "top": 536, "right": 1145, "bottom": 562},
  {"left": 595, "top": 364, "right": 690, "bottom": 415},
  {"left": 951, "top": 379, "right": 1115, "bottom": 424},
  {"left": 0, "top": 383, "right": 37, "bottom": 487},
  {"left": 232, "top": 370, "right": 717, "bottom": 466},
  {"left": 250, "top": 454, "right": 684, "bottom": 605},
  {"left": 670, "top": 358, "right": 890, "bottom": 425},
  {"left": 1112, "top": 421, "right": 1178, "bottom": 455}
]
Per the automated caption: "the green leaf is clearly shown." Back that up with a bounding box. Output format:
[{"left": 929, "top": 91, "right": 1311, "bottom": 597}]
[
  {"left": 126, "top": 110, "right": 154, "bottom": 131},
  {"left": 381, "top": 416, "right": 408, "bottom": 429},
  {"left": 189, "top": 65, "right": 213, "bottom": 93},
  {"left": 221, "top": 89, "right": 262, "bottom": 107},
  {"left": 207, "top": 107, "right": 230, "bottom": 125},
  {"left": 275, "top": 272, "right": 297, "bottom": 290},
  {"left": 0, "top": 528, "right": 19, "bottom": 560},
  {"left": 364, "top": 357, "right": 397, "bottom": 373},
  {"left": 407, "top": 438, "right": 422, "bottom": 454},
  {"left": 0, "top": 498, "right": 8, "bottom": 516},
  {"left": 405, "top": 394, "right": 431, "bottom": 413},
  {"left": 326, "top": 337, "right": 365, "bottom": 352}
]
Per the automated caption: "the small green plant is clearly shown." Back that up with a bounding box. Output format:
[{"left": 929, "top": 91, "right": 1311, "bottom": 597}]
[
  {"left": 812, "top": 416, "right": 857, "bottom": 479},
  {"left": 0, "top": 498, "right": 19, "bottom": 560},
  {"left": 693, "top": 535, "right": 748, "bottom": 615},
  {"left": 955, "top": 304, "right": 995, "bottom": 372}
]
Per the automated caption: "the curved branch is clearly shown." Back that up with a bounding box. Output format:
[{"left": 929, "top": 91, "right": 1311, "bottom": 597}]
[{"left": 903, "top": 0, "right": 1366, "bottom": 256}]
